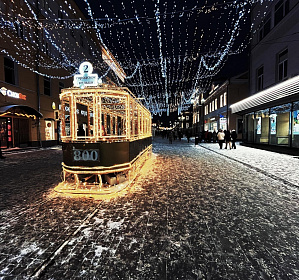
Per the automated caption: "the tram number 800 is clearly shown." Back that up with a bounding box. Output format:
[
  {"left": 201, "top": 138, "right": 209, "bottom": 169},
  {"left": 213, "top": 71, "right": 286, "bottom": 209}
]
[{"left": 73, "top": 149, "right": 100, "bottom": 161}]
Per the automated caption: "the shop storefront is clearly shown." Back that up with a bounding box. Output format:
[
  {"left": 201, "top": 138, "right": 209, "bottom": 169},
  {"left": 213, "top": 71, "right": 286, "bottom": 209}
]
[
  {"left": 0, "top": 105, "right": 43, "bottom": 148},
  {"left": 204, "top": 115, "right": 227, "bottom": 132},
  {"left": 0, "top": 117, "right": 12, "bottom": 148},
  {"left": 231, "top": 75, "right": 299, "bottom": 149},
  {"left": 243, "top": 102, "right": 299, "bottom": 148}
]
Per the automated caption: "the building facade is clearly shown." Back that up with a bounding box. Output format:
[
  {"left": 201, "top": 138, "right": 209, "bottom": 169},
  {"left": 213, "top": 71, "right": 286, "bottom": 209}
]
[
  {"left": 203, "top": 72, "right": 248, "bottom": 138},
  {"left": 231, "top": 0, "right": 299, "bottom": 148},
  {"left": 0, "top": 0, "right": 123, "bottom": 149}
]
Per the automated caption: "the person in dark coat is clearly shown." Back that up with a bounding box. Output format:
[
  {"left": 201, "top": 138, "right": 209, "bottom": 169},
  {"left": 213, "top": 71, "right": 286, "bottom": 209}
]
[
  {"left": 224, "top": 130, "right": 231, "bottom": 149},
  {"left": 186, "top": 130, "right": 191, "bottom": 143},
  {"left": 231, "top": 130, "right": 237, "bottom": 149},
  {"left": 212, "top": 130, "right": 217, "bottom": 143},
  {"left": 168, "top": 130, "right": 173, "bottom": 144},
  {"left": 204, "top": 130, "right": 208, "bottom": 142}
]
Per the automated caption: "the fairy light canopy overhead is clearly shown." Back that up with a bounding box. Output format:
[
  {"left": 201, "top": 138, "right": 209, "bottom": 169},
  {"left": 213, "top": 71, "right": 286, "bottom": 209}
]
[{"left": 0, "top": 0, "right": 273, "bottom": 115}]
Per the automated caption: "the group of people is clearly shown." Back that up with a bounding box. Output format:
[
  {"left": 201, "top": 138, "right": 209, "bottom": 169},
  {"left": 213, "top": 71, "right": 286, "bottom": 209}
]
[
  {"left": 168, "top": 129, "right": 189, "bottom": 144},
  {"left": 217, "top": 129, "right": 237, "bottom": 149}
]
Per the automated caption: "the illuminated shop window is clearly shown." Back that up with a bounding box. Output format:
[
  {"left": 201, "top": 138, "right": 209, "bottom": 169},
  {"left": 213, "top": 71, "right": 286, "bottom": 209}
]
[{"left": 45, "top": 120, "right": 55, "bottom": 140}]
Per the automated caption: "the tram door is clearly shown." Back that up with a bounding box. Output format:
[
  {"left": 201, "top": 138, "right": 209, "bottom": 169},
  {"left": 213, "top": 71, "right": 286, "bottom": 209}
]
[{"left": 13, "top": 118, "right": 29, "bottom": 147}]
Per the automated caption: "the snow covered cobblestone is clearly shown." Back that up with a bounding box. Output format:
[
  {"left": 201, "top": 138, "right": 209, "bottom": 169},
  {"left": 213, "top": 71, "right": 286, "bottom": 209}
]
[
  {"left": 0, "top": 139, "right": 298, "bottom": 279},
  {"left": 197, "top": 141, "right": 299, "bottom": 187}
]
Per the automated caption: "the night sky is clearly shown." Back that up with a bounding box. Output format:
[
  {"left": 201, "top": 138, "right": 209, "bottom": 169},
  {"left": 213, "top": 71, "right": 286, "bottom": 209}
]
[{"left": 74, "top": 0, "right": 251, "bottom": 116}]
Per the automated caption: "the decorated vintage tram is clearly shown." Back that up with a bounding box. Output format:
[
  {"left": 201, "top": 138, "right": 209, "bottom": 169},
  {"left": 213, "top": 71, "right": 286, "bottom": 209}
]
[{"left": 55, "top": 81, "right": 152, "bottom": 195}]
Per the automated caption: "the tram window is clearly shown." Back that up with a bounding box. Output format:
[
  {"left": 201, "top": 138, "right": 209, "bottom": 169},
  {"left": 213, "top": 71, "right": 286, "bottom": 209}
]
[
  {"left": 112, "top": 116, "right": 116, "bottom": 135},
  {"left": 107, "top": 115, "right": 111, "bottom": 134},
  {"left": 117, "top": 116, "right": 122, "bottom": 135}
]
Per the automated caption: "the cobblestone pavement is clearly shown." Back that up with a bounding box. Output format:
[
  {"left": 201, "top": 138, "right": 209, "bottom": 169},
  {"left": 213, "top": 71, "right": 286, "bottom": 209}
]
[{"left": 0, "top": 138, "right": 298, "bottom": 280}]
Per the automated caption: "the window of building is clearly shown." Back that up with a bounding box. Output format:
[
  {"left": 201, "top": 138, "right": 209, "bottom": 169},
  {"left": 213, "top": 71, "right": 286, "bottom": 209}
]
[
  {"left": 269, "top": 103, "right": 291, "bottom": 145},
  {"left": 223, "top": 92, "right": 227, "bottom": 106},
  {"left": 214, "top": 98, "right": 217, "bottom": 110},
  {"left": 220, "top": 95, "right": 223, "bottom": 107},
  {"left": 259, "top": 13, "right": 271, "bottom": 41},
  {"left": 274, "top": 0, "right": 289, "bottom": 26},
  {"left": 59, "top": 82, "right": 64, "bottom": 93},
  {"left": 58, "top": 10, "right": 64, "bottom": 24},
  {"left": 44, "top": 41, "right": 50, "bottom": 55},
  {"left": 212, "top": 100, "right": 214, "bottom": 111},
  {"left": 4, "top": 57, "right": 16, "bottom": 85},
  {"left": 209, "top": 102, "right": 212, "bottom": 112},
  {"left": 88, "top": 45, "right": 93, "bottom": 56},
  {"left": 40, "top": 0, "right": 49, "bottom": 9},
  {"left": 44, "top": 76, "right": 51, "bottom": 96},
  {"left": 257, "top": 66, "right": 264, "bottom": 91},
  {"left": 45, "top": 120, "right": 55, "bottom": 140},
  {"left": 14, "top": 22, "right": 24, "bottom": 39},
  {"left": 80, "top": 34, "right": 84, "bottom": 48},
  {"left": 278, "top": 49, "right": 288, "bottom": 81},
  {"left": 205, "top": 105, "right": 208, "bottom": 115}
]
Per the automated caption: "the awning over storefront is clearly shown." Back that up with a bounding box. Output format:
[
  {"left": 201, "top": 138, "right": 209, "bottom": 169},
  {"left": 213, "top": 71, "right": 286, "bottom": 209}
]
[
  {"left": 0, "top": 105, "right": 43, "bottom": 118},
  {"left": 231, "top": 75, "right": 299, "bottom": 114}
]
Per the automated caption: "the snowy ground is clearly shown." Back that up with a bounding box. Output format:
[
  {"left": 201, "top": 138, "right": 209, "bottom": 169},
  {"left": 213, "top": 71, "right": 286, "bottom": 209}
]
[{"left": 0, "top": 137, "right": 298, "bottom": 279}]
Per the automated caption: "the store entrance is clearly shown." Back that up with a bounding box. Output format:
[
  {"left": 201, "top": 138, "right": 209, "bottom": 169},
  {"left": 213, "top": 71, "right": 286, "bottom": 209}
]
[
  {"left": 13, "top": 118, "right": 29, "bottom": 147},
  {"left": 0, "top": 118, "right": 7, "bottom": 148}
]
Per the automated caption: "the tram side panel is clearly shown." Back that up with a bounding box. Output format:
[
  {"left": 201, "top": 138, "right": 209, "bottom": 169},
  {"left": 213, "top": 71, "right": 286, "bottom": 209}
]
[
  {"left": 62, "top": 137, "right": 152, "bottom": 168},
  {"left": 62, "top": 142, "right": 130, "bottom": 167},
  {"left": 129, "top": 137, "right": 152, "bottom": 161}
]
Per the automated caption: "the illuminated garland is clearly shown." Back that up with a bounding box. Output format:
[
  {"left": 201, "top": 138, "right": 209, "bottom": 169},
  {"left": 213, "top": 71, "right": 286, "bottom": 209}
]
[{"left": 0, "top": 0, "right": 274, "bottom": 115}]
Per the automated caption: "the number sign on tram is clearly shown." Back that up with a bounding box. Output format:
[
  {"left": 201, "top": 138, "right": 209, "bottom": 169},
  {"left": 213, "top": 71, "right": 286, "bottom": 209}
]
[
  {"left": 73, "top": 61, "right": 99, "bottom": 88},
  {"left": 73, "top": 149, "right": 100, "bottom": 162}
]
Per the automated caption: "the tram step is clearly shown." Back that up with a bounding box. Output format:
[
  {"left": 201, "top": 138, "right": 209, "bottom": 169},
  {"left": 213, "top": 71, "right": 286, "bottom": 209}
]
[{"left": 104, "top": 174, "right": 126, "bottom": 185}]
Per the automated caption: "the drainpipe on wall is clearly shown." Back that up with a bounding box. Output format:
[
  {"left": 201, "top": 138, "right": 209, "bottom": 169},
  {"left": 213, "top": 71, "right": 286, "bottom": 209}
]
[
  {"left": 35, "top": 1, "right": 42, "bottom": 148},
  {"left": 226, "top": 79, "right": 230, "bottom": 131}
]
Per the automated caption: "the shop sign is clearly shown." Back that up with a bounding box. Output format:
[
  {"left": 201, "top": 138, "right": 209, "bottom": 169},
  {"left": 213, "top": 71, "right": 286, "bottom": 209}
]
[
  {"left": 0, "top": 87, "right": 26, "bottom": 100},
  {"left": 73, "top": 61, "right": 99, "bottom": 88},
  {"left": 219, "top": 117, "right": 227, "bottom": 130}
]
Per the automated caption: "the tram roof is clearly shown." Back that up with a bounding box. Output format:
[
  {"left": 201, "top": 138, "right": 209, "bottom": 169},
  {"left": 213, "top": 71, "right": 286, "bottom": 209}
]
[{"left": 60, "top": 84, "right": 150, "bottom": 113}]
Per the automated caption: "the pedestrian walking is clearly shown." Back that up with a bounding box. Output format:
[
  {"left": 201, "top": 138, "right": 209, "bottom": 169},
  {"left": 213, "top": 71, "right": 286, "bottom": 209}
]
[
  {"left": 212, "top": 130, "right": 217, "bottom": 143},
  {"left": 178, "top": 130, "right": 182, "bottom": 141},
  {"left": 168, "top": 130, "right": 173, "bottom": 144},
  {"left": 207, "top": 131, "right": 212, "bottom": 143},
  {"left": 231, "top": 130, "right": 237, "bottom": 149},
  {"left": 186, "top": 130, "right": 190, "bottom": 143},
  {"left": 217, "top": 129, "right": 225, "bottom": 149},
  {"left": 204, "top": 130, "right": 208, "bottom": 142},
  {"left": 224, "top": 130, "right": 232, "bottom": 149}
]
